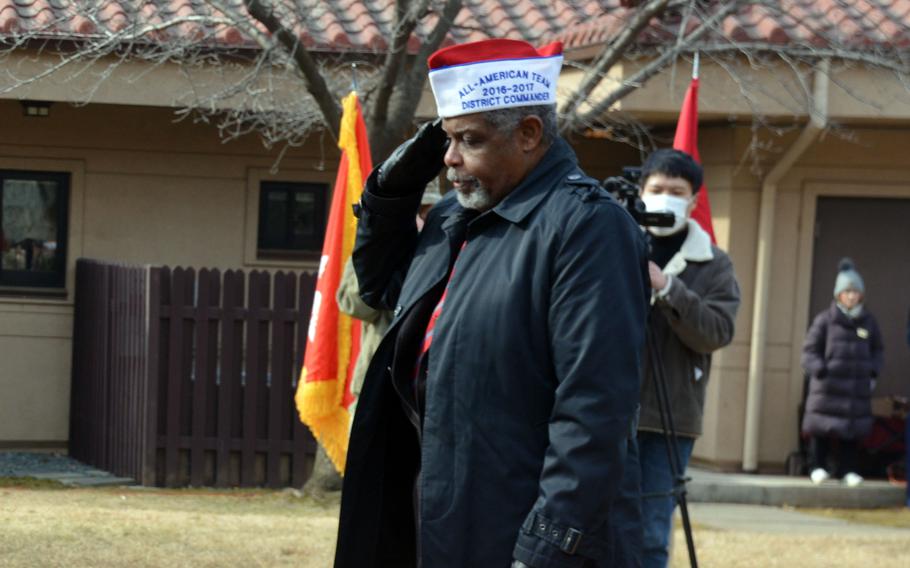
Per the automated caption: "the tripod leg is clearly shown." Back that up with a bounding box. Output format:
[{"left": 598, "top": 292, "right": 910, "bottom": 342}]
[{"left": 647, "top": 325, "right": 699, "bottom": 568}]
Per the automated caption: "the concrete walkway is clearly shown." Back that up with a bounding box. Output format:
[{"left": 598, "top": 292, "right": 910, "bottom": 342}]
[
  {"left": 687, "top": 467, "right": 907, "bottom": 508},
  {"left": 26, "top": 469, "right": 136, "bottom": 487},
  {"left": 0, "top": 452, "right": 134, "bottom": 487},
  {"left": 3, "top": 453, "right": 907, "bottom": 511},
  {"left": 686, "top": 502, "right": 910, "bottom": 537}
]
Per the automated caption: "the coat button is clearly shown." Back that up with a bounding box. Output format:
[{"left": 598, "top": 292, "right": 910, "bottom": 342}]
[
  {"left": 394, "top": 305, "right": 402, "bottom": 317},
  {"left": 567, "top": 174, "right": 581, "bottom": 180}
]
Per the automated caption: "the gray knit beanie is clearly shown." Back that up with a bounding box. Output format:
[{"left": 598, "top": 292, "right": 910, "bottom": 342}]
[{"left": 833, "top": 257, "right": 865, "bottom": 297}]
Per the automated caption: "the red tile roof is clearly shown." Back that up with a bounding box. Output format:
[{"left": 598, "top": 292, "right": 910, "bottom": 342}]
[
  {"left": 0, "top": 1, "right": 907, "bottom": 52},
  {"left": 0, "top": 0, "right": 602, "bottom": 51},
  {"left": 556, "top": 1, "right": 910, "bottom": 51}
]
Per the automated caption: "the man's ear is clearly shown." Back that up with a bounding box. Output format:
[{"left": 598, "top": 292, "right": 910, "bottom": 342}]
[
  {"left": 516, "top": 115, "right": 544, "bottom": 152},
  {"left": 686, "top": 193, "right": 698, "bottom": 216}
]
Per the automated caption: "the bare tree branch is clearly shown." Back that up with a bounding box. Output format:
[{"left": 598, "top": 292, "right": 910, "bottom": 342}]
[
  {"left": 560, "top": 0, "right": 672, "bottom": 120},
  {"left": 242, "top": 0, "right": 341, "bottom": 139},
  {"left": 372, "top": 0, "right": 433, "bottom": 125},
  {"left": 1, "top": 0, "right": 908, "bottom": 171},
  {"left": 571, "top": 0, "right": 744, "bottom": 129},
  {"left": 687, "top": 43, "right": 910, "bottom": 75},
  {"left": 375, "top": 0, "right": 464, "bottom": 160},
  {"left": 0, "top": 14, "right": 235, "bottom": 96},
  {"left": 413, "top": 0, "right": 465, "bottom": 71},
  {"left": 393, "top": 0, "right": 464, "bottom": 130}
]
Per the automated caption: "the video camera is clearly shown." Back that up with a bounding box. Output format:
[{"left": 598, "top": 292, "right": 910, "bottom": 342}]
[{"left": 602, "top": 167, "right": 675, "bottom": 228}]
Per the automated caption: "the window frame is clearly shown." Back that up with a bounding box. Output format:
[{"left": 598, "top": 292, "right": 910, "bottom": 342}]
[
  {"left": 255, "top": 180, "right": 328, "bottom": 261},
  {"left": 0, "top": 169, "right": 70, "bottom": 290}
]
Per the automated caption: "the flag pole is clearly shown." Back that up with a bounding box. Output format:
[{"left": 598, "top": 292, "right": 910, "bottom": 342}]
[{"left": 673, "top": 49, "right": 715, "bottom": 243}]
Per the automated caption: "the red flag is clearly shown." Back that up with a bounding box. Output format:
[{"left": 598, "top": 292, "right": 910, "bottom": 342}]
[
  {"left": 673, "top": 64, "right": 716, "bottom": 243},
  {"left": 295, "top": 92, "right": 372, "bottom": 474}
]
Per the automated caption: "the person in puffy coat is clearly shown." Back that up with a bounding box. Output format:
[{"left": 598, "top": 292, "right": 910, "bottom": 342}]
[{"left": 801, "top": 258, "right": 884, "bottom": 487}]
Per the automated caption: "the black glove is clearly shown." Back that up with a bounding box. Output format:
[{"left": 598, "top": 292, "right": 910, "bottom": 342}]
[{"left": 376, "top": 118, "right": 448, "bottom": 196}]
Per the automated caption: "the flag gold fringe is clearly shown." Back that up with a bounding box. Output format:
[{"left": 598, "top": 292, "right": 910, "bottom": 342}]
[
  {"left": 295, "top": 91, "right": 367, "bottom": 477},
  {"left": 296, "top": 367, "right": 351, "bottom": 474}
]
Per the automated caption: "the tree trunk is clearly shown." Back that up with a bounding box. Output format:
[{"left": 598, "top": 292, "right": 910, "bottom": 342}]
[
  {"left": 367, "top": 112, "right": 411, "bottom": 164},
  {"left": 307, "top": 445, "right": 343, "bottom": 492}
]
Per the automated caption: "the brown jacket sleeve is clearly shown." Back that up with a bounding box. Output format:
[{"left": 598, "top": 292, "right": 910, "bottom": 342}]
[{"left": 656, "top": 252, "right": 740, "bottom": 355}]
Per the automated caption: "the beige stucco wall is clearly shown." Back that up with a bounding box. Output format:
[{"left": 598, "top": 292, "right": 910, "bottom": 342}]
[
  {"left": 4, "top": 94, "right": 909, "bottom": 472},
  {"left": 688, "top": 125, "right": 910, "bottom": 471},
  {"left": 561, "top": 53, "right": 910, "bottom": 471},
  {"left": 560, "top": 59, "right": 910, "bottom": 124},
  {"left": 575, "top": 123, "right": 910, "bottom": 472},
  {"left": 0, "top": 303, "right": 73, "bottom": 443},
  {"left": 0, "top": 99, "right": 338, "bottom": 446}
]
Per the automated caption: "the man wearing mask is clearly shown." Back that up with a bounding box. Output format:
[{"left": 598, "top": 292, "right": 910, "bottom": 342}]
[{"left": 635, "top": 149, "right": 741, "bottom": 568}]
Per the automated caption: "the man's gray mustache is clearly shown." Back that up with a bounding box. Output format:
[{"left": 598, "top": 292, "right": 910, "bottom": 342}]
[{"left": 446, "top": 168, "right": 478, "bottom": 186}]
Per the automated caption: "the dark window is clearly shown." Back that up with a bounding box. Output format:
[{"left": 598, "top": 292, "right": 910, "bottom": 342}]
[
  {"left": 0, "top": 170, "right": 69, "bottom": 289},
  {"left": 257, "top": 181, "right": 328, "bottom": 259}
]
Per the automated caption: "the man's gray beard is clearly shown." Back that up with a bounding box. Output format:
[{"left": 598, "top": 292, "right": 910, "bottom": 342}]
[
  {"left": 448, "top": 168, "right": 494, "bottom": 211},
  {"left": 455, "top": 186, "right": 494, "bottom": 210}
]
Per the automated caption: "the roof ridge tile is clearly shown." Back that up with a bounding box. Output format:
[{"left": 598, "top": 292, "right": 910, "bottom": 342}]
[{"left": 0, "top": 1, "right": 905, "bottom": 54}]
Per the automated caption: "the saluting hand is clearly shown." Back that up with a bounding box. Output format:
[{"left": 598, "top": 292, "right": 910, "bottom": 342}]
[{"left": 377, "top": 118, "right": 448, "bottom": 196}]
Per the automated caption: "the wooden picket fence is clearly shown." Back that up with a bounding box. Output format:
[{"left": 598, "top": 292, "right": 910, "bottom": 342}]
[{"left": 69, "top": 259, "right": 319, "bottom": 487}]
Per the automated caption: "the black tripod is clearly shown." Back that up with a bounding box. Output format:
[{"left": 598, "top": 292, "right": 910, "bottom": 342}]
[{"left": 642, "top": 312, "right": 698, "bottom": 568}]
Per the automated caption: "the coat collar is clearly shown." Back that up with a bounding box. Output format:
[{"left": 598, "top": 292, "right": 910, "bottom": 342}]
[
  {"left": 662, "top": 219, "right": 714, "bottom": 277},
  {"left": 494, "top": 138, "right": 577, "bottom": 224},
  {"left": 829, "top": 300, "right": 866, "bottom": 326},
  {"left": 438, "top": 137, "right": 578, "bottom": 226}
]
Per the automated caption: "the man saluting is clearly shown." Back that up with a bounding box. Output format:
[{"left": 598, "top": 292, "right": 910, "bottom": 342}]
[{"left": 335, "top": 39, "right": 649, "bottom": 568}]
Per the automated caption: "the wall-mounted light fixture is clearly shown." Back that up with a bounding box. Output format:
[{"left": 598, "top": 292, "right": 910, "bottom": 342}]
[{"left": 21, "top": 100, "right": 52, "bottom": 117}]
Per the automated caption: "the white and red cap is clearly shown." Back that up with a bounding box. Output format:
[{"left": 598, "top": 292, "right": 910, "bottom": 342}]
[{"left": 427, "top": 39, "right": 563, "bottom": 118}]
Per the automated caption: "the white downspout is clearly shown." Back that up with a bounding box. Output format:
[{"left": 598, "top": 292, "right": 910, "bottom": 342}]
[{"left": 742, "top": 60, "right": 830, "bottom": 472}]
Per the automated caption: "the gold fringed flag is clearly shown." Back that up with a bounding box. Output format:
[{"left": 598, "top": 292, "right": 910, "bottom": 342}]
[{"left": 295, "top": 92, "right": 372, "bottom": 474}]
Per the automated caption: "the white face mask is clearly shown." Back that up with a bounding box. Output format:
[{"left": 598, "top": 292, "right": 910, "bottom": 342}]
[{"left": 641, "top": 194, "right": 691, "bottom": 237}]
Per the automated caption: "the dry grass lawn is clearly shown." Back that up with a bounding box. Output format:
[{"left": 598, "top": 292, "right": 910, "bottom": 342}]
[
  {"left": 672, "top": 529, "right": 910, "bottom": 568},
  {"left": 0, "top": 485, "right": 340, "bottom": 567},
  {"left": 3, "top": 481, "right": 910, "bottom": 568},
  {"left": 670, "top": 527, "right": 910, "bottom": 568},
  {"left": 670, "top": 509, "right": 910, "bottom": 568},
  {"left": 797, "top": 506, "right": 910, "bottom": 529}
]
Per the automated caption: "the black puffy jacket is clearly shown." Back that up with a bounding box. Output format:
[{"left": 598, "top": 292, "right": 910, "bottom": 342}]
[{"left": 801, "top": 302, "right": 884, "bottom": 440}]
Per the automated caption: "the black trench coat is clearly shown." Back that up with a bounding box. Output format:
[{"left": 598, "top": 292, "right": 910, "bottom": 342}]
[{"left": 335, "top": 138, "right": 649, "bottom": 568}]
